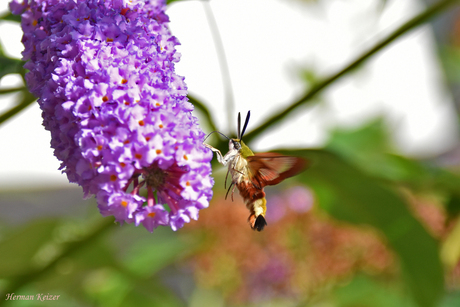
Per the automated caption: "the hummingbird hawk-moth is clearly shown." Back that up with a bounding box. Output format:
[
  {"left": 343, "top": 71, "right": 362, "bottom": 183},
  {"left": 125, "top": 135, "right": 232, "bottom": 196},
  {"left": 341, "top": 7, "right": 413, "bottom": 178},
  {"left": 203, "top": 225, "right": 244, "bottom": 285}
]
[{"left": 204, "top": 111, "right": 307, "bottom": 231}]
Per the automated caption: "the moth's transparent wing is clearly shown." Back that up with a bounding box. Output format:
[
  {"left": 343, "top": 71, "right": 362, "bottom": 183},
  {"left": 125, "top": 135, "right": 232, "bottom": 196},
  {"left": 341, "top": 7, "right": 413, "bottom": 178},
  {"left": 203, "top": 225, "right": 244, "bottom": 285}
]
[{"left": 246, "top": 153, "right": 308, "bottom": 188}]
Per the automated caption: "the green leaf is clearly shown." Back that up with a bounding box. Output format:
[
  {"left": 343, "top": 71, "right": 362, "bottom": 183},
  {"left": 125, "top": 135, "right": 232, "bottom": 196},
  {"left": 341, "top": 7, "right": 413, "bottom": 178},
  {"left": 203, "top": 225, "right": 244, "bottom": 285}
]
[
  {"left": 0, "top": 12, "right": 21, "bottom": 23},
  {"left": 441, "top": 218, "right": 460, "bottom": 268},
  {"left": 166, "top": 0, "right": 189, "bottom": 4},
  {"left": 326, "top": 118, "right": 390, "bottom": 157},
  {"left": 188, "top": 94, "right": 218, "bottom": 134},
  {"left": 440, "top": 291, "right": 460, "bottom": 307},
  {"left": 119, "top": 280, "right": 184, "bottom": 307},
  {"left": 324, "top": 118, "right": 460, "bottom": 194},
  {"left": 0, "top": 56, "right": 24, "bottom": 80},
  {"left": 446, "top": 194, "right": 460, "bottom": 220},
  {"left": 0, "top": 220, "right": 60, "bottom": 278},
  {"left": 331, "top": 275, "right": 416, "bottom": 307},
  {"left": 71, "top": 235, "right": 117, "bottom": 269},
  {"left": 81, "top": 268, "right": 132, "bottom": 307},
  {"left": 325, "top": 118, "right": 397, "bottom": 180},
  {"left": 298, "top": 65, "right": 321, "bottom": 88},
  {"left": 278, "top": 149, "right": 444, "bottom": 307},
  {"left": 439, "top": 47, "right": 460, "bottom": 83},
  {"left": 189, "top": 288, "right": 225, "bottom": 307},
  {"left": 121, "top": 227, "right": 194, "bottom": 277}
]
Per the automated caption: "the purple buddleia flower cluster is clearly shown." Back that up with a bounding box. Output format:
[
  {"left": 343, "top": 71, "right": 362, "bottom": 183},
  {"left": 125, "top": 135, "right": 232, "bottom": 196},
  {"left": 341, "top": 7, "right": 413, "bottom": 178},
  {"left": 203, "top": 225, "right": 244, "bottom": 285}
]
[{"left": 11, "top": 0, "right": 214, "bottom": 232}]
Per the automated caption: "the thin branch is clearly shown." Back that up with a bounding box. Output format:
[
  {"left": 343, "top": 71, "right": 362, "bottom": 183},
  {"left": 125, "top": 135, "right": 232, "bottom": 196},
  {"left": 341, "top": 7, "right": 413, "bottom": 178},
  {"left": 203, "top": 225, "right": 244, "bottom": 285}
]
[
  {"left": 202, "top": 1, "right": 235, "bottom": 133},
  {"left": 243, "top": 0, "right": 460, "bottom": 143},
  {"left": 0, "top": 86, "right": 25, "bottom": 95},
  {"left": 0, "top": 90, "right": 36, "bottom": 125}
]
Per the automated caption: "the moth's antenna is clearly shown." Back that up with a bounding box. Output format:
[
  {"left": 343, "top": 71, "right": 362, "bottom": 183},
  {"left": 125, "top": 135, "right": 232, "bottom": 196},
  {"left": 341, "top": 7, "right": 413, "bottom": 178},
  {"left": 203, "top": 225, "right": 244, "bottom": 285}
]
[
  {"left": 237, "top": 112, "right": 241, "bottom": 140},
  {"left": 240, "top": 110, "right": 251, "bottom": 140},
  {"left": 204, "top": 130, "right": 230, "bottom": 143}
]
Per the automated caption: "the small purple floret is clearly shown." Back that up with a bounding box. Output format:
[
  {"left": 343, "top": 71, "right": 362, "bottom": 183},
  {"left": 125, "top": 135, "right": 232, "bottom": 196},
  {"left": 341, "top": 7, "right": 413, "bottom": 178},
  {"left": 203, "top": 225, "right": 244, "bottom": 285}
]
[{"left": 12, "top": 0, "right": 214, "bottom": 232}]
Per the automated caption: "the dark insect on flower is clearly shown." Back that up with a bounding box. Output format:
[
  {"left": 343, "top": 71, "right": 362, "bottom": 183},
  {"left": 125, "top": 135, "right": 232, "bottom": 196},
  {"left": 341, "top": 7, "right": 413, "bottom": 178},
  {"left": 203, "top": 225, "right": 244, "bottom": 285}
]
[
  {"left": 204, "top": 111, "right": 307, "bottom": 231},
  {"left": 12, "top": 0, "right": 214, "bottom": 232}
]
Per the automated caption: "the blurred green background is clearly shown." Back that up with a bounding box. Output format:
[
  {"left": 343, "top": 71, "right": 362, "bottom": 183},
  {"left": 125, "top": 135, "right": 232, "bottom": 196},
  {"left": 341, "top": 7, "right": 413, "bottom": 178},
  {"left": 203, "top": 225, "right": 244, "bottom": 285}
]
[{"left": 2, "top": 0, "right": 460, "bottom": 306}]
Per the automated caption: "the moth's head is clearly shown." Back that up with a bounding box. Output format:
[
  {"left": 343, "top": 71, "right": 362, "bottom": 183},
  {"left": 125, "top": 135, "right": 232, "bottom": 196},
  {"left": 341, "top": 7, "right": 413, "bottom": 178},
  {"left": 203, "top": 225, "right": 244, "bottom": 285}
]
[{"left": 229, "top": 138, "right": 242, "bottom": 151}]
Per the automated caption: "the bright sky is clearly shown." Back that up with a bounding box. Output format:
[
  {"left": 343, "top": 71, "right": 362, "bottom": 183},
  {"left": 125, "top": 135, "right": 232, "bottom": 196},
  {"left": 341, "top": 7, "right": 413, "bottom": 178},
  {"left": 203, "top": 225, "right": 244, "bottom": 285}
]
[{"left": 0, "top": 0, "right": 458, "bottom": 189}]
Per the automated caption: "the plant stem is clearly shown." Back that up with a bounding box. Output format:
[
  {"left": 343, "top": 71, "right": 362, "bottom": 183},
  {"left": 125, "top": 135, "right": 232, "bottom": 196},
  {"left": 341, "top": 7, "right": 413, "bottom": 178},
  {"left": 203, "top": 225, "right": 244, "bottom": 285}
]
[
  {"left": 0, "top": 90, "right": 36, "bottom": 125},
  {"left": 202, "top": 0, "right": 235, "bottom": 133},
  {"left": 0, "top": 86, "right": 25, "bottom": 95}
]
